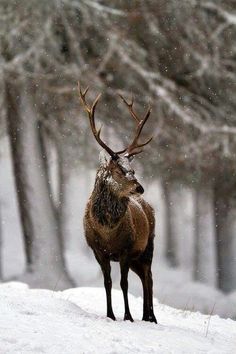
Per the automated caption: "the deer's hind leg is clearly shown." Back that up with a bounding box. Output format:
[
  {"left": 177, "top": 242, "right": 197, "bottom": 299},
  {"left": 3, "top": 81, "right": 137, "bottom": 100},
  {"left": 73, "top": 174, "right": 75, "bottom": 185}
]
[{"left": 131, "top": 238, "right": 157, "bottom": 323}]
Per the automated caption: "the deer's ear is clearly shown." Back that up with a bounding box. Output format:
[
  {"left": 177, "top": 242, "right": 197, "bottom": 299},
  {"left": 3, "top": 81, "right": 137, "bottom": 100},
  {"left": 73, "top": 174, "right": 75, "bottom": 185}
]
[{"left": 99, "top": 150, "right": 110, "bottom": 167}]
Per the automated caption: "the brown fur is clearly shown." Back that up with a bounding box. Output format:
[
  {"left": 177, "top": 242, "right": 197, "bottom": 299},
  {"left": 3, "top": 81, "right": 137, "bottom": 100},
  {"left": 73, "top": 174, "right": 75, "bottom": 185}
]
[{"left": 83, "top": 158, "right": 157, "bottom": 323}]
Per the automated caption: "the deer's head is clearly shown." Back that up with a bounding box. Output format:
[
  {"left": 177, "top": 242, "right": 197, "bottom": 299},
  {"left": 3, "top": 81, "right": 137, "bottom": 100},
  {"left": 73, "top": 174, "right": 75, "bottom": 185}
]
[{"left": 78, "top": 83, "right": 152, "bottom": 197}]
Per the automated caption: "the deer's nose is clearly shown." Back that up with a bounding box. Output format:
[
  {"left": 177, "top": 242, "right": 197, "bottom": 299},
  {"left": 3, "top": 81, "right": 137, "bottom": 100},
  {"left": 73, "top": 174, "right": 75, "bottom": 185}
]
[{"left": 136, "top": 184, "right": 144, "bottom": 194}]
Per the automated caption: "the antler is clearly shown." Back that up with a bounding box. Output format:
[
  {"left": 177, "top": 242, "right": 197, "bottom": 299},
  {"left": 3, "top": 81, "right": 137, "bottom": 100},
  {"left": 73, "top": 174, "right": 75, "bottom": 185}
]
[
  {"left": 119, "top": 94, "right": 153, "bottom": 157},
  {"left": 78, "top": 82, "right": 126, "bottom": 160}
]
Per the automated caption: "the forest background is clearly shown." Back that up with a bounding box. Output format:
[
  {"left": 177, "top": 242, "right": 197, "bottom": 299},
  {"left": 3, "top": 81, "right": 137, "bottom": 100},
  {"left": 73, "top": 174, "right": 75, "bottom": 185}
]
[{"left": 0, "top": 0, "right": 236, "bottom": 319}]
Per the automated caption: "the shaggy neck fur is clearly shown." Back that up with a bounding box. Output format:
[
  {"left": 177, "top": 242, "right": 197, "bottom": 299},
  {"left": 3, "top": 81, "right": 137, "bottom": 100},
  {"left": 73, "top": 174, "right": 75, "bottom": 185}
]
[{"left": 91, "top": 171, "right": 128, "bottom": 227}]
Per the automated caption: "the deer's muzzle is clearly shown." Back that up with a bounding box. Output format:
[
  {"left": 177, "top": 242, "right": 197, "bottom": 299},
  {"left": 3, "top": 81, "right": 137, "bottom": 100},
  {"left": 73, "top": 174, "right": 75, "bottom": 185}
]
[{"left": 136, "top": 184, "right": 144, "bottom": 194}]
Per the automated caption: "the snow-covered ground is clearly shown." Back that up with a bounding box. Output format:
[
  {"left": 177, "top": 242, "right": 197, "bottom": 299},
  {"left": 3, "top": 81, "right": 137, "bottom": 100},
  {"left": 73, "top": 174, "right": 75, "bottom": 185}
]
[{"left": 0, "top": 282, "right": 236, "bottom": 354}]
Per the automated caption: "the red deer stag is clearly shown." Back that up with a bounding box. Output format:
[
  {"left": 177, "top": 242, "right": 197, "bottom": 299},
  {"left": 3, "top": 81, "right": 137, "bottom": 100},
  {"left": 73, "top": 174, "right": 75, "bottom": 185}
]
[{"left": 79, "top": 83, "right": 157, "bottom": 323}]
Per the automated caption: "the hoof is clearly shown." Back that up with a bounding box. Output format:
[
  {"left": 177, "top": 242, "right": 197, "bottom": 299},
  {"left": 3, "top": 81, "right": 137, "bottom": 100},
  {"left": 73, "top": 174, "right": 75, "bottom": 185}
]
[
  {"left": 142, "top": 315, "right": 157, "bottom": 324},
  {"left": 124, "top": 313, "right": 134, "bottom": 322},
  {"left": 150, "top": 316, "right": 157, "bottom": 324},
  {"left": 107, "top": 313, "right": 116, "bottom": 321}
]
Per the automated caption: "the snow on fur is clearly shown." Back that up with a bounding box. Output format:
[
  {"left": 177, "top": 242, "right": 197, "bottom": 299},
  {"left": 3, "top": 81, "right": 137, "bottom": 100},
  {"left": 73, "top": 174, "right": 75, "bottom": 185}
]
[{"left": 0, "top": 282, "right": 235, "bottom": 354}]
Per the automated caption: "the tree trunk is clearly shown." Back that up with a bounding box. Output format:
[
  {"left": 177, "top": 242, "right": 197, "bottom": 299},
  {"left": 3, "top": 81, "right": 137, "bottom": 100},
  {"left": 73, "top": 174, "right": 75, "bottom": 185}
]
[
  {"left": 146, "top": 179, "right": 166, "bottom": 260},
  {"left": 57, "top": 145, "right": 97, "bottom": 284},
  {"left": 57, "top": 143, "right": 76, "bottom": 252},
  {"left": 43, "top": 139, "right": 60, "bottom": 209},
  {"left": 163, "top": 181, "right": 195, "bottom": 271},
  {"left": 5, "top": 78, "right": 73, "bottom": 289},
  {"left": 193, "top": 186, "right": 217, "bottom": 286},
  {"left": 164, "top": 182, "right": 183, "bottom": 267},
  {"left": 0, "top": 204, "right": 2, "bottom": 280},
  {"left": 214, "top": 188, "right": 236, "bottom": 292},
  {"left": 162, "top": 182, "right": 179, "bottom": 267}
]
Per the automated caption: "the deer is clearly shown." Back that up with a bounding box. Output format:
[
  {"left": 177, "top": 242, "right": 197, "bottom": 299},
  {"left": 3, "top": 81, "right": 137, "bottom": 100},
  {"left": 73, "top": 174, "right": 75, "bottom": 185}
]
[{"left": 78, "top": 83, "right": 157, "bottom": 324}]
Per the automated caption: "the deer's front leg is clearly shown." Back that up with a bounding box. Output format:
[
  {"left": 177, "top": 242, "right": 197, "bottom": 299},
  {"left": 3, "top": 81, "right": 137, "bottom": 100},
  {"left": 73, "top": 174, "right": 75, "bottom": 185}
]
[
  {"left": 94, "top": 251, "right": 116, "bottom": 321},
  {"left": 120, "top": 255, "right": 134, "bottom": 322}
]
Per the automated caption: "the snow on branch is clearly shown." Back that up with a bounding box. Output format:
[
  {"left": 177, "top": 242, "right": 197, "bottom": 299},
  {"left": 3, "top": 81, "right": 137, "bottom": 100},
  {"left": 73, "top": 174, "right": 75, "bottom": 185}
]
[
  {"left": 116, "top": 45, "right": 207, "bottom": 132},
  {"left": 70, "top": 0, "right": 126, "bottom": 17},
  {"left": 201, "top": 2, "right": 236, "bottom": 26},
  {"left": 116, "top": 45, "right": 236, "bottom": 136},
  {"left": 3, "top": 17, "right": 53, "bottom": 73},
  {"left": 96, "top": 34, "right": 119, "bottom": 74}
]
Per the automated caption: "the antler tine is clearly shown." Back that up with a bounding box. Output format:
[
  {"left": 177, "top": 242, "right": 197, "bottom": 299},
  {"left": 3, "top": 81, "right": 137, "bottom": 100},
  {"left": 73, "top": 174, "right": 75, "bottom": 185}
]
[
  {"left": 78, "top": 82, "right": 100, "bottom": 134},
  {"left": 125, "top": 136, "right": 153, "bottom": 157},
  {"left": 119, "top": 93, "right": 153, "bottom": 157},
  {"left": 118, "top": 94, "right": 139, "bottom": 123},
  {"left": 126, "top": 110, "right": 153, "bottom": 156},
  {"left": 78, "top": 82, "right": 90, "bottom": 111},
  {"left": 134, "top": 107, "right": 152, "bottom": 142},
  {"left": 78, "top": 82, "right": 120, "bottom": 159}
]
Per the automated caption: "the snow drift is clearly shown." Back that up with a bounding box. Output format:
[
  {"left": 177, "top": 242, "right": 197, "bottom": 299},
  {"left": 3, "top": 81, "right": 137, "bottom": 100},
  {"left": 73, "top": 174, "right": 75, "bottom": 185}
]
[{"left": 0, "top": 282, "right": 235, "bottom": 354}]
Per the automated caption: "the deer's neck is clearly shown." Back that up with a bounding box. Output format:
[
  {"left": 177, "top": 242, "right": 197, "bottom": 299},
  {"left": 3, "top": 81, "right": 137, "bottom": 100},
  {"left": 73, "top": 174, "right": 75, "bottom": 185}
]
[{"left": 91, "top": 179, "right": 128, "bottom": 228}]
